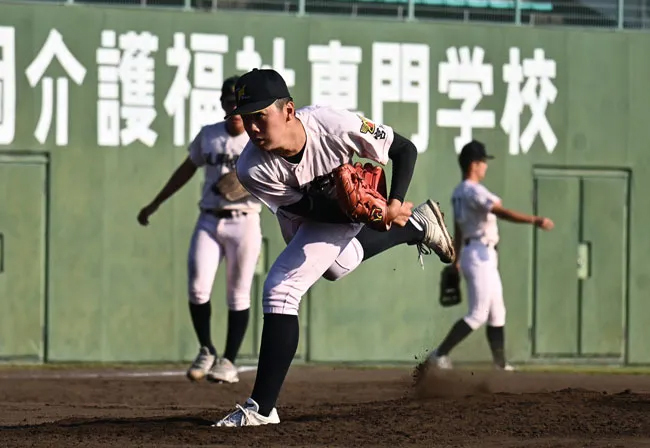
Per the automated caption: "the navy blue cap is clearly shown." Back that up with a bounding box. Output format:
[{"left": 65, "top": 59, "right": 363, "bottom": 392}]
[
  {"left": 220, "top": 75, "right": 239, "bottom": 101},
  {"left": 225, "top": 69, "right": 291, "bottom": 118},
  {"left": 458, "top": 140, "right": 494, "bottom": 168}
]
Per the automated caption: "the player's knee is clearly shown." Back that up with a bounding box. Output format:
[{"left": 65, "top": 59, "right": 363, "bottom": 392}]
[
  {"left": 189, "top": 289, "right": 210, "bottom": 305},
  {"left": 463, "top": 313, "right": 488, "bottom": 331},
  {"left": 262, "top": 272, "right": 301, "bottom": 315},
  {"left": 322, "top": 238, "right": 363, "bottom": 281},
  {"left": 227, "top": 294, "right": 251, "bottom": 311}
]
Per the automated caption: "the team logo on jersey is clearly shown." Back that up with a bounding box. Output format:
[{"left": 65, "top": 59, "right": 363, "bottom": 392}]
[{"left": 358, "top": 115, "right": 376, "bottom": 135}]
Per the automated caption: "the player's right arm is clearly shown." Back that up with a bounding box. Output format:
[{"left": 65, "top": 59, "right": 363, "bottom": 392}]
[
  {"left": 138, "top": 129, "right": 205, "bottom": 226},
  {"left": 137, "top": 156, "right": 198, "bottom": 226}
]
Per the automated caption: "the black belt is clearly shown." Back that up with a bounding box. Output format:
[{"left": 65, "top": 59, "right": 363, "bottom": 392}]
[
  {"left": 464, "top": 238, "right": 498, "bottom": 251},
  {"left": 203, "top": 209, "right": 247, "bottom": 219}
]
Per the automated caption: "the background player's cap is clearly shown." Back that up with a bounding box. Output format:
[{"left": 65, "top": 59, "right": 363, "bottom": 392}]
[
  {"left": 226, "top": 68, "right": 292, "bottom": 118},
  {"left": 220, "top": 75, "right": 240, "bottom": 102},
  {"left": 458, "top": 140, "right": 495, "bottom": 168}
]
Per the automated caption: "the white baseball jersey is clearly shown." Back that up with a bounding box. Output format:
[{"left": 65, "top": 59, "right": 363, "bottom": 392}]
[
  {"left": 235, "top": 105, "right": 394, "bottom": 316},
  {"left": 236, "top": 105, "right": 395, "bottom": 214},
  {"left": 189, "top": 122, "right": 262, "bottom": 213},
  {"left": 451, "top": 180, "right": 501, "bottom": 246}
]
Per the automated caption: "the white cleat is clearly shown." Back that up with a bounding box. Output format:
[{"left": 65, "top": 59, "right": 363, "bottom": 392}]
[
  {"left": 186, "top": 346, "right": 216, "bottom": 382},
  {"left": 427, "top": 349, "right": 453, "bottom": 370},
  {"left": 495, "top": 363, "right": 516, "bottom": 372},
  {"left": 207, "top": 358, "right": 240, "bottom": 384},
  {"left": 213, "top": 398, "right": 280, "bottom": 427},
  {"left": 411, "top": 199, "right": 455, "bottom": 266}
]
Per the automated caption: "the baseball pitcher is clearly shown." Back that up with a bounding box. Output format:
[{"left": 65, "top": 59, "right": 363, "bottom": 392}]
[{"left": 213, "top": 68, "right": 455, "bottom": 427}]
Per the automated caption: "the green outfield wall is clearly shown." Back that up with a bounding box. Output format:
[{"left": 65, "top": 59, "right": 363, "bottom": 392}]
[{"left": 0, "top": 2, "right": 648, "bottom": 365}]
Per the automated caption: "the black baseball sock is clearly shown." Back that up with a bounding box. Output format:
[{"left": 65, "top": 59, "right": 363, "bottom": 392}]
[
  {"left": 355, "top": 219, "right": 424, "bottom": 261},
  {"left": 251, "top": 314, "right": 299, "bottom": 417},
  {"left": 189, "top": 302, "right": 217, "bottom": 356},
  {"left": 223, "top": 308, "right": 250, "bottom": 363},
  {"left": 487, "top": 325, "right": 506, "bottom": 368},
  {"left": 436, "top": 319, "right": 473, "bottom": 356}
]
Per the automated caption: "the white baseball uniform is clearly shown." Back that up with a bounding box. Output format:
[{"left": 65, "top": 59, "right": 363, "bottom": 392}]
[
  {"left": 236, "top": 105, "right": 394, "bottom": 315},
  {"left": 187, "top": 121, "right": 263, "bottom": 310},
  {"left": 451, "top": 180, "right": 505, "bottom": 330}
]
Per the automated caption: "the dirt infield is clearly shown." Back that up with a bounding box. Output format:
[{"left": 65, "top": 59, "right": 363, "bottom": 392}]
[{"left": 1, "top": 364, "right": 650, "bottom": 447}]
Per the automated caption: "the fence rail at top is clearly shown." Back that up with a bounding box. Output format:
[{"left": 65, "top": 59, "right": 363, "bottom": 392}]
[{"left": 1, "top": 0, "right": 649, "bottom": 30}]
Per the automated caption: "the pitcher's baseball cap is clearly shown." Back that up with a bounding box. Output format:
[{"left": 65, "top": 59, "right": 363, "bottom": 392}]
[
  {"left": 458, "top": 140, "right": 494, "bottom": 169},
  {"left": 226, "top": 68, "right": 292, "bottom": 118},
  {"left": 220, "top": 75, "right": 240, "bottom": 102}
]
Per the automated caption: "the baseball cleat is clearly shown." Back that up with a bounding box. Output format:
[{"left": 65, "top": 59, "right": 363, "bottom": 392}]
[
  {"left": 213, "top": 398, "right": 280, "bottom": 427},
  {"left": 411, "top": 199, "right": 455, "bottom": 266},
  {"left": 186, "top": 346, "right": 216, "bottom": 382},
  {"left": 427, "top": 349, "right": 453, "bottom": 370},
  {"left": 495, "top": 363, "right": 516, "bottom": 372},
  {"left": 207, "top": 358, "right": 240, "bottom": 384}
]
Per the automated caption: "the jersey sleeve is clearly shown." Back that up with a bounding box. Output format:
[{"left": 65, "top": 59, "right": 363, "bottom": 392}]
[
  {"left": 329, "top": 109, "right": 395, "bottom": 165},
  {"left": 467, "top": 184, "right": 500, "bottom": 212},
  {"left": 187, "top": 127, "right": 205, "bottom": 167},
  {"left": 235, "top": 145, "right": 303, "bottom": 214}
]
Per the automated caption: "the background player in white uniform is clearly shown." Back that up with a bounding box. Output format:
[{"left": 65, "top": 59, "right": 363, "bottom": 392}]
[
  {"left": 213, "top": 68, "right": 455, "bottom": 427},
  {"left": 137, "top": 76, "right": 262, "bottom": 384},
  {"left": 427, "top": 140, "right": 554, "bottom": 371}
]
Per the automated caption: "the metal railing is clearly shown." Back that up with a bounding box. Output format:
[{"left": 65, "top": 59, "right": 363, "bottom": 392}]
[{"left": 4, "top": 0, "right": 650, "bottom": 29}]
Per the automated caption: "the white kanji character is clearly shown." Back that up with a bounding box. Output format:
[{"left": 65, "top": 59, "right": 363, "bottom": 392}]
[
  {"left": 0, "top": 26, "right": 16, "bottom": 145},
  {"left": 189, "top": 33, "right": 228, "bottom": 141},
  {"left": 164, "top": 32, "right": 191, "bottom": 147},
  {"left": 436, "top": 46, "right": 495, "bottom": 154},
  {"left": 25, "top": 29, "right": 86, "bottom": 146},
  {"left": 501, "top": 48, "right": 557, "bottom": 155},
  {"left": 308, "top": 40, "right": 362, "bottom": 113},
  {"left": 236, "top": 36, "right": 295, "bottom": 87},
  {"left": 372, "top": 43, "right": 430, "bottom": 153},
  {"left": 97, "top": 30, "right": 121, "bottom": 146},
  {"left": 118, "top": 31, "right": 158, "bottom": 147}
]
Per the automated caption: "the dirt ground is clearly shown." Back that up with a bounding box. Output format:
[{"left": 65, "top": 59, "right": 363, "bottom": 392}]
[{"left": 1, "top": 363, "right": 650, "bottom": 447}]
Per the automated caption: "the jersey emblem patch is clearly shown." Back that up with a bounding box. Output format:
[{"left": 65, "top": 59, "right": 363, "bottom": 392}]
[{"left": 358, "top": 115, "right": 376, "bottom": 135}]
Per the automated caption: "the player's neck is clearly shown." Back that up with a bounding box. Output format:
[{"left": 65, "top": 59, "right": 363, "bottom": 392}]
[{"left": 464, "top": 174, "right": 481, "bottom": 183}]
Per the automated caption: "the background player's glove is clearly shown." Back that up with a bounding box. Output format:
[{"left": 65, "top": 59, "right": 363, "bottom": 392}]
[
  {"left": 439, "top": 264, "right": 462, "bottom": 307},
  {"left": 213, "top": 171, "right": 251, "bottom": 202},
  {"left": 333, "top": 162, "right": 389, "bottom": 232}
]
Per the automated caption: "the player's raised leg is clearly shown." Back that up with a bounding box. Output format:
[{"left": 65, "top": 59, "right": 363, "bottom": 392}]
[
  {"left": 214, "top": 221, "right": 361, "bottom": 427},
  {"left": 208, "top": 213, "right": 263, "bottom": 384},
  {"left": 354, "top": 199, "right": 454, "bottom": 265},
  {"left": 186, "top": 214, "right": 223, "bottom": 381}
]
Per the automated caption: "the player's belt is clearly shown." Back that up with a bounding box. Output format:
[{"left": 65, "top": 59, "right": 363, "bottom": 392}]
[
  {"left": 203, "top": 209, "right": 248, "bottom": 219},
  {"left": 464, "top": 237, "right": 498, "bottom": 251}
]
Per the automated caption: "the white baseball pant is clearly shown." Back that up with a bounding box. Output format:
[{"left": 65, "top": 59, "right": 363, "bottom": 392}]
[
  {"left": 263, "top": 210, "right": 365, "bottom": 315},
  {"left": 460, "top": 240, "right": 506, "bottom": 330},
  {"left": 187, "top": 211, "right": 262, "bottom": 310}
]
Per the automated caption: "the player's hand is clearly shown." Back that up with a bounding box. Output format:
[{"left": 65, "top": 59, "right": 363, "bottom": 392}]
[
  {"left": 386, "top": 199, "right": 413, "bottom": 227},
  {"left": 535, "top": 216, "right": 554, "bottom": 230},
  {"left": 137, "top": 203, "right": 159, "bottom": 226}
]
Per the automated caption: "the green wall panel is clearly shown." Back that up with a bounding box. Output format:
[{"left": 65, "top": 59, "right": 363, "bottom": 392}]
[{"left": 0, "top": 2, "right": 649, "bottom": 364}]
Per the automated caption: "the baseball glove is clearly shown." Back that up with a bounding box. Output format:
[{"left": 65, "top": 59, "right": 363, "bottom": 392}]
[
  {"left": 333, "top": 162, "right": 389, "bottom": 232},
  {"left": 213, "top": 171, "right": 251, "bottom": 202},
  {"left": 439, "top": 264, "right": 462, "bottom": 307}
]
